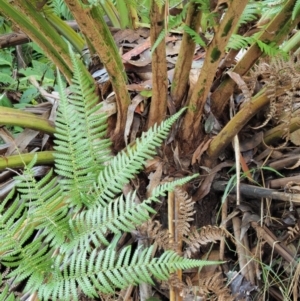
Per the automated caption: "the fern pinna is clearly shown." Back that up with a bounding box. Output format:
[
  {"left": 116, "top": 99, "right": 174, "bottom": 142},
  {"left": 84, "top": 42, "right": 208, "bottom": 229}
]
[{"left": 0, "top": 47, "right": 218, "bottom": 301}]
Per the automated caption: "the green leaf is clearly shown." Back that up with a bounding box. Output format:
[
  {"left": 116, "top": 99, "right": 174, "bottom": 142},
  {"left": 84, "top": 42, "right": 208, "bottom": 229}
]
[
  {"left": 0, "top": 95, "right": 13, "bottom": 107},
  {"left": 20, "top": 87, "right": 39, "bottom": 104}
]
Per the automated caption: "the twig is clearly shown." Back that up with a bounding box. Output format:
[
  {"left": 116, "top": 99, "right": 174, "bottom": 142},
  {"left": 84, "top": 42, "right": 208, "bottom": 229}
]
[{"left": 213, "top": 181, "right": 300, "bottom": 202}]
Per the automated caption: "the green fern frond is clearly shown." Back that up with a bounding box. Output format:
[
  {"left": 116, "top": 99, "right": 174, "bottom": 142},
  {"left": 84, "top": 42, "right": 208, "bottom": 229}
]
[
  {"left": 48, "top": 0, "right": 73, "bottom": 19},
  {"left": 38, "top": 245, "right": 218, "bottom": 301},
  {"left": 0, "top": 38, "right": 217, "bottom": 301},
  {"left": 237, "top": 1, "right": 261, "bottom": 27},
  {"left": 183, "top": 25, "right": 206, "bottom": 48},
  {"left": 227, "top": 33, "right": 286, "bottom": 58},
  {"left": 68, "top": 45, "right": 112, "bottom": 169},
  {"left": 54, "top": 46, "right": 112, "bottom": 208},
  {"left": 7, "top": 239, "right": 52, "bottom": 282},
  {"left": 95, "top": 108, "right": 187, "bottom": 205},
  {"left": 54, "top": 69, "right": 96, "bottom": 208},
  {"left": 227, "top": 34, "right": 252, "bottom": 50},
  {"left": 293, "top": 0, "right": 300, "bottom": 20},
  {"left": 65, "top": 175, "right": 197, "bottom": 252},
  {"left": 0, "top": 276, "right": 19, "bottom": 301},
  {"left": 66, "top": 191, "right": 152, "bottom": 251},
  {"left": 14, "top": 164, "right": 70, "bottom": 246},
  {"left": 151, "top": 5, "right": 188, "bottom": 52},
  {"left": 147, "top": 174, "right": 198, "bottom": 202},
  {"left": 0, "top": 192, "right": 29, "bottom": 259}
]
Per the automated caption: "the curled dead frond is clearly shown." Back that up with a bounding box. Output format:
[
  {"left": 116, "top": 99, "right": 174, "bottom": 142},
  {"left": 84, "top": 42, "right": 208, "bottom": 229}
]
[
  {"left": 184, "top": 226, "right": 228, "bottom": 257},
  {"left": 168, "top": 273, "right": 186, "bottom": 290},
  {"left": 184, "top": 273, "right": 234, "bottom": 301},
  {"left": 175, "top": 187, "right": 195, "bottom": 239},
  {"left": 142, "top": 221, "right": 172, "bottom": 250},
  {"left": 287, "top": 224, "right": 300, "bottom": 243},
  {"left": 250, "top": 55, "right": 300, "bottom": 148}
]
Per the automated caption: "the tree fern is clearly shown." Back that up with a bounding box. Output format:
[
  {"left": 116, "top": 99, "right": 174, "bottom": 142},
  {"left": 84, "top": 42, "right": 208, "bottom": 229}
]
[{"left": 0, "top": 47, "right": 219, "bottom": 300}]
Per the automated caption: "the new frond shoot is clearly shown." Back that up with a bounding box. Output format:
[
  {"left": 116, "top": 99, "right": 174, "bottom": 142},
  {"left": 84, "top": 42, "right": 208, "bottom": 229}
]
[{"left": 0, "top": 47, "right": 220, "bottom": 301}]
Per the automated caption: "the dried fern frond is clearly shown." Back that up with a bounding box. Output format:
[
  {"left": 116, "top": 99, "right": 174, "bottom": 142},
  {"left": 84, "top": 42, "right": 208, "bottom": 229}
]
[
  {"left": 250, "top": 55, "right": 300, "bottom": 148},
  {"left": 287, "top": 224, "right": 300, "bottom": 243},
  {"left": 175, "top": 187, "right": 195, "bottom": 239},
  {"left": 197, "top": 272, "right": 234, "bottom": 301},
  {"left": 184, "top": 226, "right": 228, "bottom": 257},
  {"left": 141, "top": 221, "right": 171, "bottom": 250}
]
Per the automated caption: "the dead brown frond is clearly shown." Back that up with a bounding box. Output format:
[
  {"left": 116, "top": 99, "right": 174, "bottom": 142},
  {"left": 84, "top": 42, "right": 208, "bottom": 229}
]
[
  {"left": 287, "top": 224, "right": 300, "bottom": 243},
  {"left": 184, "top": 226, "right": 228, "bottom": 257},
  {"left": 194, "top": 272, "right": 234, "bottom": 301},
  {"left": 250, "top": 55, "right": 300, "bottom": 148},
  {"left": 168, "top": 273, "right": 186, "bottom": 290},
  {"left": 143, "top": 221, "right": 172, "bottom": 250},
  {"left": 174, "top": 187, "right": 195, "bottom": 239}
]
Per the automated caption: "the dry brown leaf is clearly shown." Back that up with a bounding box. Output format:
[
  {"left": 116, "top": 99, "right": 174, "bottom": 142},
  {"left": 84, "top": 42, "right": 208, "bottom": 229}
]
[
  {"left": 191, "top": 138, "right": 212, "bottom": 165},
  {"left": 196, "top": 161, "right": 233, "bottom": 200},
  {"left": 124, "top": 94, "right": 144, "bottom": 145},
  {"left": 173, "top": 144, "right": 182, "bottom": 170},
  {"left": 285, "top": 159, "right": 300, "bottom": 170},
  {"left": 7, "top": 129, "right": 39, "bottom": 156},
  {"left": 239, "top": 131, "right": 263, "bottom": 152},
  {"left": 227, "top": 71, "right": 251, "bottom": 105},
  {"left": 146, "top": 163, "right": 163, "bottom": 198},
  {"left": 290, "top": 128, "right": 300, "bottom": 146}
]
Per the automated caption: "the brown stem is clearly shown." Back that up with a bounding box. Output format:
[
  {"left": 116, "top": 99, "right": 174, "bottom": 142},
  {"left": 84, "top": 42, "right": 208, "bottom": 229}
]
[
  {"left": 179, "top": 0, "right": 248, "bottom": 153},
  {"left": 65, "top": 1, "right": 131, "bottom": 138},
  {"left": 207, "top": 85, "right": 290, "bottom": 159},
  {"left": 264, "top": 116, "right": 300, "bottom": 145},
  {"left": 210, "top": 0, "right": 300, "bottom": 119},
  {"left": 147, "top": 1, "right": 168, "bottom": 129},
  {"left": 171, "top": 2, "right": 201, "bottom": 108}
]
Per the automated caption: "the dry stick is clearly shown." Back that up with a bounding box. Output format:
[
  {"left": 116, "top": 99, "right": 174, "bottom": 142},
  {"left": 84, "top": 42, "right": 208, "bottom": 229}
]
[
  {"left": 232, "top": 217, "right": 250, "bottom": 280},
  {"left": 219, "top": 198, "right": 228, "bottom": 271},
  {"left": 168, "top": 191, "right": 176, "bottom": 301},
  {"left": 0, "top": 24, "right": 120, "bottom": 49},
  {"left": 213, "top": 181, "right": 300, "bottom": 203},
  {"left": 174, "top": 189, "right": 183, "bottom": 301},
  {"left": 242, "top": 235, "right": 255, "bottom": 284},
  {"left": 270, "top": 175, "right": 300, "bottom": 189},
  {"left": 251, "top": 222, "right": 296, "bottom": 265},
  {"left": 147, "top": 1, "right": 168, "bottom": 128},
  {"left": 268, "top": 154, "right": 300, "bottom": 171},
  {"left": 230, "top": 96, "right": 241, "bottom": 205}
]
